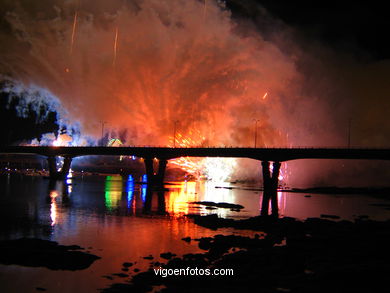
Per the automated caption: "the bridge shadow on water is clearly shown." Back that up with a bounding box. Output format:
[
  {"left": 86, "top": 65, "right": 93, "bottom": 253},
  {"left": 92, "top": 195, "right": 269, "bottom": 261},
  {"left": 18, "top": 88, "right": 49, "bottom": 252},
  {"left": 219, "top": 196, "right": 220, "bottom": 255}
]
[{"left": 142, "top": 188, "right": 166, "bottom": 215}]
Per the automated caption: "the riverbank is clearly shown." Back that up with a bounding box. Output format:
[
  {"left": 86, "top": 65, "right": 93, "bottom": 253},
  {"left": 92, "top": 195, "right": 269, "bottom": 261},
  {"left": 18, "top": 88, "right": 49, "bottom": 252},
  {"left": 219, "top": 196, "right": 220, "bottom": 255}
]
[{"left": 102, "top": 215, "right": 390, "bottom": 292}]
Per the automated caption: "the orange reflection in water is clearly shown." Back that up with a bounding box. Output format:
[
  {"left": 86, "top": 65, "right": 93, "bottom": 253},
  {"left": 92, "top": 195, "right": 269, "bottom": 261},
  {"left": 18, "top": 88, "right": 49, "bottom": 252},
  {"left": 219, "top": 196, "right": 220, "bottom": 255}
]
[
  {"left": 50, "top": 190, "right": 59, "bottom": 226},
  {"left": 165, "top": 181, "right": 245, "bottom": 218},
  {"left": 166, "top": 181, "right": 198, "bottom": 216}
]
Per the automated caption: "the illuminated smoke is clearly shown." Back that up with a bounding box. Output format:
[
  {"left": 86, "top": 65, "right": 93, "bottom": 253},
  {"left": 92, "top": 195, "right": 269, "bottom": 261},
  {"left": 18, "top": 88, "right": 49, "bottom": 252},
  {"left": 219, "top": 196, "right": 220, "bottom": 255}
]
[
  {"left": 0, "top": 0, "right": 299, "bottom": 148},
  {"left": 167, "top": 128, "right": 236, "bottom": 181},
  {"left": 1, "top": 78, "right": 62, "bottom": 122},
  {"left": 4, "top": 0, "right": 381, "bottom": 185},
  {"left": 201, "top": 157, "right": 237, "bottom": 182},
  {"left": 1, "top": 77, "right": 84, "bottom": 145}
]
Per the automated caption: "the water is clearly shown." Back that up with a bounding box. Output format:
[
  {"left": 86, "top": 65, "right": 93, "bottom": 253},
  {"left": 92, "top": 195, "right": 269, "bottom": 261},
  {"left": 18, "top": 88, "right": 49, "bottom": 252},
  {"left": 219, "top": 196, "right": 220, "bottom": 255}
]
[{"left": 1, "top": 173, "right": 390, "bottom": 292}]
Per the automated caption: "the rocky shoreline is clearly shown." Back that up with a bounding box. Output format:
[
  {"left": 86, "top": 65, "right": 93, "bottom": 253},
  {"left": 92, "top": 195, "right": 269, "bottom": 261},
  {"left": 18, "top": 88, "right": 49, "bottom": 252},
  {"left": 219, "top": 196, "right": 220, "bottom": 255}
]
[
  {"left": 1, "top": 215, "right": 389, "bottom": 292},
  {"left": 102, "top": 215, "right": 390, "bottom": 292}
]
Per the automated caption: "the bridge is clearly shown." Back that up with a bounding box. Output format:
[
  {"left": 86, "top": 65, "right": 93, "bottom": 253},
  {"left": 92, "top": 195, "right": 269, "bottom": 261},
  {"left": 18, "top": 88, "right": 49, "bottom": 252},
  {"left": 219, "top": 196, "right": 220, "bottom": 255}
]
[{"left": 1, "top": 146, "right": 389, "bottom": 216}]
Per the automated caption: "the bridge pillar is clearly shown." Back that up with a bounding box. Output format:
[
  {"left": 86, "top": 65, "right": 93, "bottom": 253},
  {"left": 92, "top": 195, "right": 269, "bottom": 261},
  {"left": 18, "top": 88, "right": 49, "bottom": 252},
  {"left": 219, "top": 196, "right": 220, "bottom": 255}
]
[
  {"left": 143, "top": 158, "right": 168, "bottom": 188},
  {"left": 47, "top": 156, "right": 73, "bottom": 180},
  {"left": 260, "top": 161, "right": 281, "bottom": 216},
  {"left": 60, "top": 156, "right": 73, "bottom": 178},
  {"left": 156, "top": 159, "right": 168, "bottom": 186},
  {"left": 47, "top": 156, "right": 57, "bottom": 177},
  {"left": 144, "top": 158, "right": 155, "bottom": 185}
]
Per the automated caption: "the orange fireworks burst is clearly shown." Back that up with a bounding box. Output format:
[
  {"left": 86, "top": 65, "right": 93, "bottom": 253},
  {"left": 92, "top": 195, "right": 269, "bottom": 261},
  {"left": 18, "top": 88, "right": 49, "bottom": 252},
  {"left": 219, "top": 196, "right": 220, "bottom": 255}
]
[
  {"left": 168, "top": 129, "right": 206, "bottom": 176},
  {"left": 168, "top": 129, "right": 236, "bottom": 181}
]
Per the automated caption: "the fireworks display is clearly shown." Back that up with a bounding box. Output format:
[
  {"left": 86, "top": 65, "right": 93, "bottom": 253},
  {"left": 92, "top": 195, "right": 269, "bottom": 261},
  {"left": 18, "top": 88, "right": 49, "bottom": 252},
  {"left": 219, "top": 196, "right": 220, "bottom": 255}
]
[
  {"left": 1, "top": 0, "right": 388, "bottom": 185},
  {"left": 0, "top": 0, "right": 298, "bottom": 148}
]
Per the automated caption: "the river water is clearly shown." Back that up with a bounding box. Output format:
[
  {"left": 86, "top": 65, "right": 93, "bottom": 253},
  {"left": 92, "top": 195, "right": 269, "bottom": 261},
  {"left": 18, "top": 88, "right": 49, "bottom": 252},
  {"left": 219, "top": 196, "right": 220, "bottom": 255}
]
[{"left": 1, "top": 173, "right": 390, "bottom": 292}]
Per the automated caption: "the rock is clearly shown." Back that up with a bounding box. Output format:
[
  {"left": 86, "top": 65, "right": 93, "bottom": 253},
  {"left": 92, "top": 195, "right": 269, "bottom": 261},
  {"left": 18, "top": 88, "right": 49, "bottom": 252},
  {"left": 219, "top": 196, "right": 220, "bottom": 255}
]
[
  {"left": 320, "top": 214, "right": 340, "bottom": 219},
  {"left": 216, "top": 202, "right": 244, "bottom": 209},
  {"left": 122, "top": 262, "right": 133, "bottom": 267},
  {"left": 160, "top": 252, "right": 177, "bottom": 260},
  {"left": 102, "top": 275, "right": 113, "bottom": 280},
  {"left": 357, "top": 215, "right": 369, "bottom": 219},
  {"left": 0, "top": 238, "right": 100, "bottom": 271},
  {"left": 102, "top": 215, "right": 390, "bottom": 293},
  {"left": 190, "top": 201, "right": 244, "bottom": 210},
  {"left": 190, "top": 201, "right": 215, "bottom": 206},
  {"left": 112, "top": 273, "right": 128, "bottom": 278},
  {"left": 181, "top": 237, "right": 191, "bottom": 243},
  {"left": 198, "top": 237, "right": 213, "bottom": 250}
]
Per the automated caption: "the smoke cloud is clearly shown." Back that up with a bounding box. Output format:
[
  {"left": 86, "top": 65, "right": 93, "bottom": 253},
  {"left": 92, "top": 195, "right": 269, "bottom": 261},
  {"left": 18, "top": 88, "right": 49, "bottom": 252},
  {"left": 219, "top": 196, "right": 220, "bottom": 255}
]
[
  {"left": 0, "top": 0, "right": 388, "bottom": 186},
  {"left": 0, "top": 0, "right": 317, "bottom": 146}
]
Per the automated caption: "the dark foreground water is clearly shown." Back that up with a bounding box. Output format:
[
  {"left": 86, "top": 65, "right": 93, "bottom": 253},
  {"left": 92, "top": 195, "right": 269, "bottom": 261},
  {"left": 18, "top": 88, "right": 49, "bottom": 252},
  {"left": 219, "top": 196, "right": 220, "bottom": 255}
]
[{"left": 1, "top": 173, "right": 390, "bottom": 292}]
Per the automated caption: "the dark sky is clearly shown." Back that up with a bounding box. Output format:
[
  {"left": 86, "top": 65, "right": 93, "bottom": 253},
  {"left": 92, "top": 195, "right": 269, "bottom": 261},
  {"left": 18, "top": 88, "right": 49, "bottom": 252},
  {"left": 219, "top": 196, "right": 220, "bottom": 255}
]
[{"left": 226, "top": 0, "right": 390, "bottom": 60}]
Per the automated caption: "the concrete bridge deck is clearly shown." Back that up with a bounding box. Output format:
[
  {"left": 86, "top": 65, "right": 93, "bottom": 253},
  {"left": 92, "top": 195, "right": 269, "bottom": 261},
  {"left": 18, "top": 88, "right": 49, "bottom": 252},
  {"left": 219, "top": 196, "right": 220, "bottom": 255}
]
[{"left": 1, "top": 146, "right": 389, "bottom": 161}]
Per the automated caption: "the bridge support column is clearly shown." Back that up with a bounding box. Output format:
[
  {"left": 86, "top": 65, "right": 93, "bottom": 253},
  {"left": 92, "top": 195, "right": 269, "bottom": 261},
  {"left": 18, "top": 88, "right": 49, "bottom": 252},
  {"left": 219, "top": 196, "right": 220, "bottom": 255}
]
[
  {"left": 60, "top": 156, "right": 73, "bottom": 178},
  {"left": 144, "top": 158, "right": 155, "bottom": 185},
  {"left": 47, "top": 156, "right": 73, "bottom": 180},
  {"left": 260, "top": 161, "right": 281, "bottom": 217},
  {"left": 143, "top": 158, "right": 168, "bottom": 188},
  {"left": 47, "top": 156, "right": 57, "bottom": 177},
  {"left": 156, "top": 159, "right": 168, "bottom": 186}
]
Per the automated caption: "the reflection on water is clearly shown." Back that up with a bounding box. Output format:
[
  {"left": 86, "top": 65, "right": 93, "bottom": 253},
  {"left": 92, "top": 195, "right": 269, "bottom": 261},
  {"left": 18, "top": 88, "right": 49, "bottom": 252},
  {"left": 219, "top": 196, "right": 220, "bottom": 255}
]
[
  {"left": 104, "top": 175, "right": 123, "bottom": 211},
  {"left": 49, "top": 190, "right": 58, "bottom": 226},
  {"left": 127, "top": 175, "right": 134, "bottom": 210},
  {"left": 167, "top": 182, "right": 197, "bottom": 216},
  {"left": 278, "top": 191, "right": 286, "bottom": 216},
  {"left": 1, "top": 174, "right": 390, "bottom": 293},
  {"left": 141, "top": 174, "right": 147, "bottom": 202}
]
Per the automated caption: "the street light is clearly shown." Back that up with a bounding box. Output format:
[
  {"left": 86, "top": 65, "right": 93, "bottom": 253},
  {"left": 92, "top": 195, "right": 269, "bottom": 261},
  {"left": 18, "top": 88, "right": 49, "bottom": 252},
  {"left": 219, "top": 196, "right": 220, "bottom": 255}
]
[
  {"left": 253, "top": 119, "right": 260, "bottom": 148},
  {"left": 173, "top": 120, "right": 179, "bottom": 148},
  {"left": 347, "top": 118, "right": 352, "bottom": 148},
  {"left": 101, "top": 121, "right": 107, "bottom": 146}
]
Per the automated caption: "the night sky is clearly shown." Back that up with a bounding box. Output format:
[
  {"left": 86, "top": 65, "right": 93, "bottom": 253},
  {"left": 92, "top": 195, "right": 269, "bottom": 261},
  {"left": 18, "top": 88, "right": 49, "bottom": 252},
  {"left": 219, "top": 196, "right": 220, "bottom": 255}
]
[{"left": 227, "top": 0, "right": 390, "bottom": 60}]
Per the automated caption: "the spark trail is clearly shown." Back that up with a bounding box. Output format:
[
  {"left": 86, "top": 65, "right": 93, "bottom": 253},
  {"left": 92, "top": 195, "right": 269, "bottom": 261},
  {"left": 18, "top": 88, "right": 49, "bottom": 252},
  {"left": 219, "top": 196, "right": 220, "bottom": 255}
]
[
  {"left": 70, "top": 11, "right": 78, "bottom": 55},
  {"left": 113, "top": 27, "right": 119, "bottom": 67}
]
